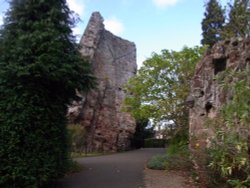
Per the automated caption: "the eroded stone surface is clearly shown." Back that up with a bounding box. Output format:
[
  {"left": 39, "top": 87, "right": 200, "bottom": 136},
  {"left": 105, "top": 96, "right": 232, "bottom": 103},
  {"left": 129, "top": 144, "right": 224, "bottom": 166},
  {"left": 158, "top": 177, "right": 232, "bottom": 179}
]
[
  {"left": 68, "top": 12, "right": 137, "bottom": 152},
  {"left": 188, "top": 37, "right": 250, "bottom": 185}
]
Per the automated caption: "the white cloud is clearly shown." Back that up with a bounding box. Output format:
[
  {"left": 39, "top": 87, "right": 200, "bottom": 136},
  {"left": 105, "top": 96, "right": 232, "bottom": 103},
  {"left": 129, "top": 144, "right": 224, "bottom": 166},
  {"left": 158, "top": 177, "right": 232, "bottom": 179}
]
[
  {"left": 104, "top": 18, "right": 124, "bottom": 35},
  {"left": 0, "top": 15, "right": 3, "bottom": 26},
  {"left": 72, "top": 27, "right": 83, "bottom": 41},
  {"left": 66, "top": 0, "right": 84, "bottom": 16},
  {"left": 153, "top": 0, "right": 178, "bottom": 8},
  {"left": 66, "top": 0, "right": 85, "bottom": 40}
]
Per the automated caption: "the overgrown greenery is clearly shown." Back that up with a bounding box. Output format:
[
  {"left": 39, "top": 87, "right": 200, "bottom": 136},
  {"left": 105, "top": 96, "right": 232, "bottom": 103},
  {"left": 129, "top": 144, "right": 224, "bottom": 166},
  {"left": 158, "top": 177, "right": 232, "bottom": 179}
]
[
  {"left": 199, "top": 1, "right": 250, "bottom": 187},
  {"left": 207, "top": 68, "right": 250, "bottom": 188},
  {"left": 0, "top": 0, "right": 94, "bottom": 187}
]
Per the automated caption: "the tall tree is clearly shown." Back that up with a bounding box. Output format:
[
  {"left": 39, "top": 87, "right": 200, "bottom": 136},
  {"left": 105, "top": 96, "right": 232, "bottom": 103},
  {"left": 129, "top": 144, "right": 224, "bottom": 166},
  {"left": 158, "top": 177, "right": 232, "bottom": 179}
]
[
  {"left": 201, "top": 0, "right": 225, "bottom": 47},
  {"left": 0, "top": 0, "right": 94, "bottom": 187},
  {"left": 124, "top": 46, "right": 206, "bottom": 138},
  {"left": 223, "top": 0, "right": 250, "bottom": 38}
]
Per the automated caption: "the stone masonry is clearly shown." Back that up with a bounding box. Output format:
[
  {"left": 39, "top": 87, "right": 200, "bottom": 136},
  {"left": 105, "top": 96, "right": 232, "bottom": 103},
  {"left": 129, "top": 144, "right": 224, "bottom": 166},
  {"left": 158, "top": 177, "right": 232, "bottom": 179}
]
[
  {"left": 187, "top": 37, "right": 250, "bottom": 185},
  {"left": 68, "top": 12, "right": 137, "bottom": 152}
]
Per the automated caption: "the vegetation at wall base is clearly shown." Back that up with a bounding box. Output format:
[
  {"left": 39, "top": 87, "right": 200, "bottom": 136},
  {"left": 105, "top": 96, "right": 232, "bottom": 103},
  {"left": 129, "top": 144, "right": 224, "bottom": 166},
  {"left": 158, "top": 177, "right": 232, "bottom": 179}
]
[
  {"left": 147, "top": 143, "right": 192, "bottom": 171},
  {"left": 147, "top": 133, "right": 192, "bottom": 171},
  {"left": 0, "top": 0, "right": 94, "bottom": 187},
  {"left": 206, "top": 68, "right": 250, "bottom": 188}
]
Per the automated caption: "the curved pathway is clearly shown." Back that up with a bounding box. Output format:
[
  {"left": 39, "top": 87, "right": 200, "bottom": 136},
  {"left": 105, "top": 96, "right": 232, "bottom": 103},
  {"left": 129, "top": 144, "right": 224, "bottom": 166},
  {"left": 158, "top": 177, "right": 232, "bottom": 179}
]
[{"left": 50, "top": 148, "right": 165, "bottom": 188}]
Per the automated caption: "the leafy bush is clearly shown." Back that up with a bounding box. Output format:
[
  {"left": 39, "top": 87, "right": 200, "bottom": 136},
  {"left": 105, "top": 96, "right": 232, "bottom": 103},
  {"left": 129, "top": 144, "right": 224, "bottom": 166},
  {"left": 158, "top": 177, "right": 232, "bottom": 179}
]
[
  {"left": 165, "top": 144, "right": 192, "bottom": 171},
  {"left": 147, "top": 141, "right": 192, "bottom": 171},
  {"left": 167, "top": 130, "right": 189, "bottom": 155},
  {"left": 144, "top": 138, "right": 166, "bottom": 148},
  {"left": 147, "top": 154, "right": 168, "bottom": 170}
]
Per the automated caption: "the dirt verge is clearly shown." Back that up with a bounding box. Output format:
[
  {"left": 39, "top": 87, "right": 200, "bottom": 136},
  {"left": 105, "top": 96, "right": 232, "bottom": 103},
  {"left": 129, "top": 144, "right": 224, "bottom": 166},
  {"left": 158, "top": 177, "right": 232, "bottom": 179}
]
[{"left": 144, "top": 168, "right": 198, "bottom": 188}]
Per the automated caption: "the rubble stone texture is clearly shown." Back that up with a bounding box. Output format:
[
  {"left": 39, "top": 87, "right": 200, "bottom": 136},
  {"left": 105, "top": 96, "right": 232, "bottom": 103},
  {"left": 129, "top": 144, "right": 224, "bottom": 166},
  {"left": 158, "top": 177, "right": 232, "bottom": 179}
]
[
  {"left": 188, "top": 37, "right": 250, "bottom": 185},
  {"left": 68, "top": 12, "right": 137, "bottom": 152}
]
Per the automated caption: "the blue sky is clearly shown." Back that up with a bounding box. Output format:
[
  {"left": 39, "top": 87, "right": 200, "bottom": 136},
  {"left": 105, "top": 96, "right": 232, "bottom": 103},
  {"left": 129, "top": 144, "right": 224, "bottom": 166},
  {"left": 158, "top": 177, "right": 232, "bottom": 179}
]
[{"left": 0, "top": 0, "right": 228, "bottom": 67}]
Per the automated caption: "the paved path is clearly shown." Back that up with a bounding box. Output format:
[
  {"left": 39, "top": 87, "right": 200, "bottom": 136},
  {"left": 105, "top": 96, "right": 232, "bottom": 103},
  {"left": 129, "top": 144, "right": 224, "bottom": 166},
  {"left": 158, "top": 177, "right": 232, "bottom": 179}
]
[{"left": 50, "top": 148, "right": 165, "bottom": 188}]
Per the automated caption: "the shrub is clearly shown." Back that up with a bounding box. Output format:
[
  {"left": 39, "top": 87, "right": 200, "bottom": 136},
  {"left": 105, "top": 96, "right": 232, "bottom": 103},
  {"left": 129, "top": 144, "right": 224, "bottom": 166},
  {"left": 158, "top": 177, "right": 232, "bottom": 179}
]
[
  {"left": 147, "top": 155, "right": 168, "bottom": 170},
  {"left": 147, "top": 141, "right": 192, "bottom": 171},
  {"left": 165, "top": 144, "right": 192, "bottom": 171}
]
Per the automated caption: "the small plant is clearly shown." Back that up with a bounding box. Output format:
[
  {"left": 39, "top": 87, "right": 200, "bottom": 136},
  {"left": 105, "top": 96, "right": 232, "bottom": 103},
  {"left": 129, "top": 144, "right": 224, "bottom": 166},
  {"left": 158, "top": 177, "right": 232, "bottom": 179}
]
[
  {"left": 165, "top": 144, "right": 192, "bottom": 171},
  {"left": 147, "top": 154, "right": 168, "bottom": 170},
  {"left": 147, "top": 138, "right": 192, "bottom": 171}
]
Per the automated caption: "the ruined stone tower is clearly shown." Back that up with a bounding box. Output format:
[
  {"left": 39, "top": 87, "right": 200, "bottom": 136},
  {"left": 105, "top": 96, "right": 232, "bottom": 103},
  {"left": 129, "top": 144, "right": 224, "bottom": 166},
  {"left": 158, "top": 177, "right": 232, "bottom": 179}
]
[{"left": 68, "top": 12, "right": 137, "bottom": 152}]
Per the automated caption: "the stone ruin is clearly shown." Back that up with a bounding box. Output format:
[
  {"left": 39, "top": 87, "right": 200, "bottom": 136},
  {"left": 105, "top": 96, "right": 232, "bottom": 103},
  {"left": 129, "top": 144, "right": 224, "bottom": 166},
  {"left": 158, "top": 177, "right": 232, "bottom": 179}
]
[
  {"left": 187, "top": 37, "right": 250, "bottom": 184},
  {"left": 68, "top": 12, "right": 137, "bottom": 152}
]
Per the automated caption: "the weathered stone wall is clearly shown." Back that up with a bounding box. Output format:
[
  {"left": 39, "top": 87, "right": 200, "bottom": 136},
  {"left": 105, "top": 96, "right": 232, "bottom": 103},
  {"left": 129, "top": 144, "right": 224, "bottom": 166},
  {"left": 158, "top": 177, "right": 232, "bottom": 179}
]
[
  {"left": 187, "top": 37, "right": 250, "bottom": 184},
  {"left": 68, "top": 12, "right": 137, "bottom": 152}
]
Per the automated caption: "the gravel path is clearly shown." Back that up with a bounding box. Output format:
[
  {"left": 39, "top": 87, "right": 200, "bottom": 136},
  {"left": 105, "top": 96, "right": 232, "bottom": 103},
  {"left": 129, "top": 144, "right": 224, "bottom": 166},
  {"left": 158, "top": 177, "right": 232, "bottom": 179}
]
[{"left": 48, "top": 148, "right": 165, "bottom": 188}]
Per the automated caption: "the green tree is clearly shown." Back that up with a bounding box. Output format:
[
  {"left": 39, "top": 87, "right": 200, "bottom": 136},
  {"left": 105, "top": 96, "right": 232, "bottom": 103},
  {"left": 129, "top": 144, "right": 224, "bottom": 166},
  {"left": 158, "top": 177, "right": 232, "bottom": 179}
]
[
  {"left": 0, "top": 0, "right": 94, "bottom": 187},
  {"left": 201, "top": 0, "right": 225, "bottom": 47},
  {"left": 124, "top": 46, "right": 206, "bottom": 138},
  {"left": 223, "top": 0, "right": 250, "bottom": 38}
]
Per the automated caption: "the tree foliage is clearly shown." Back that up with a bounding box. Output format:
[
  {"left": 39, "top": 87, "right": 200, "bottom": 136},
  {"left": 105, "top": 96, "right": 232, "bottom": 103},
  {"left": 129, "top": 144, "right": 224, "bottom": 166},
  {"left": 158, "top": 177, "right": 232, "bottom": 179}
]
[
  {"left": 201, "top": 0, "right": 225, "bottom": 47},
  {"left": 223, "top": 0, "right": 250, "bottom": 38},
  {"left": 124, "top": 46, "right": 206, "bottom": 135},
  {"left": 0, "top": 0, "right": 94, "bottom": 187},
  {"left": 201, "top": 0, "right": 250, "bottom": 45}
]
